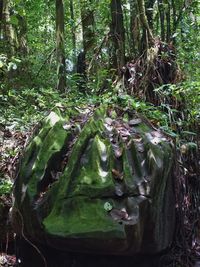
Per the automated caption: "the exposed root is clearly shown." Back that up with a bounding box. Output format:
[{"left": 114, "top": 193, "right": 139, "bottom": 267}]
[
  {"left": 123, "top": 39, "right": 182, "bottom": 106},
  {"left": 170, "top": 146, "right": 200, "bottom": 267},
  {"left": 12, "top": 207, "right": 47, "bottom": 267}
]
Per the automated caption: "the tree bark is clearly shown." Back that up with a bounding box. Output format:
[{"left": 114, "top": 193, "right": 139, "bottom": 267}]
[
  {"left": 146, "top": 0, "right": 156, "bottom": 30},
  {"left": 171, "top": 0, "right": 176, "bottom": 32},
  {"left": 158, "top": 0, "right": 165, "bottom": 41},
  {"left": 70, "top": 0, "right": 76, "bottom": 68},
  {"left": 2, "top": 0, "right": 16, "bottom": 56},
  {"left": 16, "top": 13, "right": 28, "bottom": 56},
  {"left": 166, "top": 0, "right": 171, "bottom": 42},
  {"left": 137, "top": 0, "right": 154, "bottom": 48},
  {"left": 124, "top": 5, "right": 131, "bottom": 57},
  {"left": 0, "top": 0, "right": 3, "bottom": 38},
  {"left": 110, "top": 0, "right": 125, "bottom": 72},
  {"left": 78, "top": 0, "right": 95, "bottom": 91},
  {"left": 129, "top": 0, "right": 140, "bottom": 56},
  {"left": 80, "top": 0, "right": 95, "bottom": 59},
  {"left": 56, "top": 0, "right": 66, "bottom": 92}
]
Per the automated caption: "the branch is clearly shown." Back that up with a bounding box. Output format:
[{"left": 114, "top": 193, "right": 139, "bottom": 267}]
[{"left": 137, "top": 0, "right": 154, "bottom": 46}]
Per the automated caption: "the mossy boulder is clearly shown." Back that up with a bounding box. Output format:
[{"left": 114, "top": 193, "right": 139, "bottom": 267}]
[{"left": 12, "top": 106, "right": 175, "bottom": 255}]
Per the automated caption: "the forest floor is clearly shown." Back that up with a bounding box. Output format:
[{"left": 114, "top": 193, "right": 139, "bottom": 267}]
[
  {"left": 0, "top": 126, "right": 25, "bottom": 267},
  {"left": 0, "top": 87, "right": 199, "bottom": 267}
]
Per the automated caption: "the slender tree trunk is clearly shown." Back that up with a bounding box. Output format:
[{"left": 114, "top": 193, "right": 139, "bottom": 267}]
[
  {"left": 146, "top": 0, "right": 156, "bottom": 30},
  {"left": 171, "top": 0, "right": 176, "bottom": 32},
  {"left": 69, "top": 0, "right": 76, "bottom": 68},
  {"left": 110, "top": 0, "right": 125, "bottom": 72},
  {"left": 129, "top": 0, "right": 140, "bottom": 56},
  {"left": 166, "top": 0, "right": 171, "bottom": 42},
  {"left": 155, "top": 10, "right": 159, "bottom": 36},
  {"left": 137, "top": 0, "right": 154, "bottom": 48},
  {"left": 80, "top": 0, "right": 95, "bottom": 59},
  {"left": 17, "top": 13, "right": 28, "bottom": 56},
  {"left": 2, "top": 0, "right": 16, "bottom": 56},
  {"left": 158, "top": 0, "right": 165, "bottom": 41},
  {"left": 56, "top": 0, "right": 66, "bottom": 92},
  {"left": 124, "top": 5, "right": 131, "bottom": 57},
  {"left": 0, "top": 0, "right": 3, "bottom": 38},
  {"left": 78, "top": 0, "right": 95, "bottom": 91}
]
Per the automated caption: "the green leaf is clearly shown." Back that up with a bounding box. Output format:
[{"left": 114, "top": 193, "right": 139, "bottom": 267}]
[
  {"left": 182, "top": 131, "right": 196, "bottom": 136},
  {"left": 186, "top": 142, "right": 197, "bottom": 150},
  {"left": 10, "top": 15, "right": 18, "bottom": 26}
]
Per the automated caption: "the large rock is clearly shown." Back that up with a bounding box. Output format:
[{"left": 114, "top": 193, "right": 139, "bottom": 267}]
[{"left": 12, "top": 106, "right": 175, "bottom": 255}]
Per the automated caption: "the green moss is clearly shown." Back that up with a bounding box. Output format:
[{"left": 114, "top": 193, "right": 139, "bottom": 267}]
[
  {"left": 18, "top": 109, "right": 70, "bottom": 199},
  {"left": 70, "top": 135, "right": 115, "bottom": 197},
  {"left": 27, "top": 120, "right": 70, "bottom": 198},
  {"left": 43, "top": 196, "right": 126, "bottom": 239}
]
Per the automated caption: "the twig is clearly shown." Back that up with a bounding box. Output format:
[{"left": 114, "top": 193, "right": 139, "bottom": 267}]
[{"left": 13, "top": 207, "right": 47, "bottom": 267}]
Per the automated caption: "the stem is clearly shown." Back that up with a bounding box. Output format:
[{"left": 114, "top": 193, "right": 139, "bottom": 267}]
[
  {"left": 56, "top": 0, "right": 66, "bottom": 92},
  {"left": 158, "top": 0, "right": 165, "bottom": 41},
  {"left": 137, "top": 0, "right": 154, "bottom": 46}
]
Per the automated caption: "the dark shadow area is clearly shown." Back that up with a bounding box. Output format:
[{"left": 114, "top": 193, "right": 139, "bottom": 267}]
[{"left": 14, "top": 237, "right": 174, "bottom": 267}]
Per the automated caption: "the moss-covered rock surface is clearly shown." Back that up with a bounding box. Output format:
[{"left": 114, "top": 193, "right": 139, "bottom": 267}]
[{"left": 12, "top": 105, "right": 175, "bottom": 255}]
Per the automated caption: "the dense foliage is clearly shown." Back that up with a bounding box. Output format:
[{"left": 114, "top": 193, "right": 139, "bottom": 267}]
[{"left": 0, "top": 0, "right": 200, "bottom": 266}]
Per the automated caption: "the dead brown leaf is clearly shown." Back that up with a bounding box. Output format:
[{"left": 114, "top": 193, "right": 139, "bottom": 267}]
[{"left": 112, "top": 169, "right": 123, "bottom": 180}]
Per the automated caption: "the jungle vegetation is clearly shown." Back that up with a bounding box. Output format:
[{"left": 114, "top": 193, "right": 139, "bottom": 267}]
[{"left": 0, "top": 0, "right": 200, "bottom": 266}]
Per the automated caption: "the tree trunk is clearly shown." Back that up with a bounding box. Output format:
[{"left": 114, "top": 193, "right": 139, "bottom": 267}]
[
  {"left": 137, "top": 0, "right": 154, "bottom": 48},
  {"left": 158, "top": 0, "right": 165, "bottom": 41},
  {"left": 171, "top": 0, "right": 176, "bottom": 32},
  {"left": 78, "top": 0, "right": 95, "bottom": 91},
  {"left": 110, "top": 0, "right": 125, "bottom": 72},
  {"left": 0, "top": 0, "right": 3, "bottom": 38},
  {"left": 129, "top": 0, "right": 140, "bottom": 56},
  {"left": 146, "top": 0, "right": 156, "bottom": 30},
  {"left": 16, "top": 13, "right": 28, "bottom": 56},
  {"left": 2, "top": 0, "right": 16, "bottom": 56},
  {"left": 69, "top": 0, "right": 76, "bottom": 68},
  {"left": 155, "top": 10, "right": 159, "bottom": 35},
  {"left": 80, "top": 0, "right": 95, "bottom": 61},
  {"left": 166, "top": 0, "right": 171, "bottom": 42},
  {"left": 56, "top": 0, "right": 66, "bottom": 92},
  {"left": 124, "top": 5, "right": 131, "bottom": 58}
]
